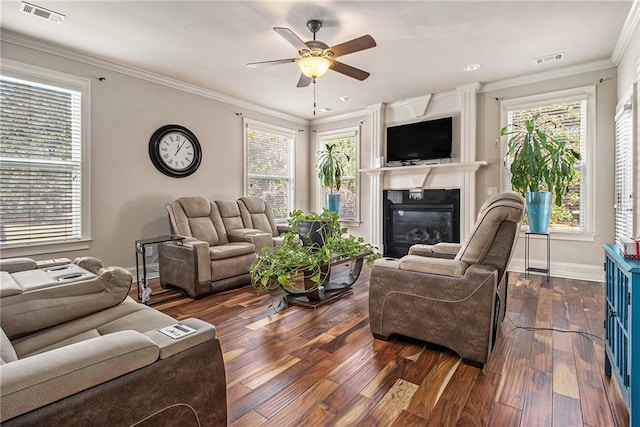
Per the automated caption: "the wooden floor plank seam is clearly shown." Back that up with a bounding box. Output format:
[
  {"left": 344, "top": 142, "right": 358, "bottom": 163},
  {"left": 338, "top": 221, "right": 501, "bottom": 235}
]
[{"left": 145, "top": 269, "right": 628, "bottom": 426}]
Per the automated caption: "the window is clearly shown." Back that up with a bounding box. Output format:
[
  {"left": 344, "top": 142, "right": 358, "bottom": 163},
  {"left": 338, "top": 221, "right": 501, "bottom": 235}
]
[
  {"left": 317, "top": 127, "right": 360, "bottom": 223},
  {"left": 0, "top": 61, "right": 90, "bottom": 251},
  {"left": 614, "top": 94, "right": 634, "bottom": 246},
  {"left": 500, "top": 86, "right": 595, "bottom": 234},
  {"left": 244, "top": 119, "right": 295, "bottom": 220}
]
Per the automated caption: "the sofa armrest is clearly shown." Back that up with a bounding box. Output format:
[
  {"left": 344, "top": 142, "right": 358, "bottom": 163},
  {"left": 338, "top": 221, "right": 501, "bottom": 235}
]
[
  {"left": 1, "top": 266, "right": 133, "bottom": 338},
  {"left": 0, "top": 258, "right": 37, "bottom": 274},
  {"left": 408, "top": 242, "right": 460, "bottom": 258},
  {"left": 159, "top": 240, "right": 211, "bottom": 297},
  {"left": 144, "top": 318, "right": 217, "bottom": 359},
  {"left": 0, "top": 330, "right": 159, "bottom": 422},
  {"left": 277, "top": 224, "right": 291, "bottom": 234},
  {"left": 375, "top": 255, "right": 469, "bottom": 278}
]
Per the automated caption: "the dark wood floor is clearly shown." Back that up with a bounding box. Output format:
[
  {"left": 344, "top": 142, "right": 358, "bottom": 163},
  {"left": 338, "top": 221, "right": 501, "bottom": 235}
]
[{"left": 147, "top": 266, "right": 629, "bottom": 426}]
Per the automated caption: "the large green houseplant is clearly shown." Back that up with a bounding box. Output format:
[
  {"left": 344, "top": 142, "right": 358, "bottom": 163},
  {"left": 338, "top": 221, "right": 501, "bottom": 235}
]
[
  {"left": 501, "top": 113, "right": 581, "bottom": 233},
  {"left": 316, "top": 143, "right": 350, "bottom": 213},
  {"left": 249, "top": 208, "right": 379, "bottom": 311}
]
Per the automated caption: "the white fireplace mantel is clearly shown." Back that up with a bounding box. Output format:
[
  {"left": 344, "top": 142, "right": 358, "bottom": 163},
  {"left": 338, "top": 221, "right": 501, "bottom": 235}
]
[{"left": 361, "top": 161, "right": 487, "bottom": 190}]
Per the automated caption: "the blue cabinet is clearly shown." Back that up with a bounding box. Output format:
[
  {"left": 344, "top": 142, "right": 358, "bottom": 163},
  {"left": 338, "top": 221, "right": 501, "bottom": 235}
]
[{"left": 604, "top": 244, "right": 639, "bottom": 426}]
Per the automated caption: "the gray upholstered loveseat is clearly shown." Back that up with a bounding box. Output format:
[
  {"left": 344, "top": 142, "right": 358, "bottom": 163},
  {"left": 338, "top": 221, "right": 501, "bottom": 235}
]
[
  {"left": 0, "top": 257, "right": 226, "bottom": 426},
  {"left": 159, "top": 196, "right": 288, "bottom": 298}
]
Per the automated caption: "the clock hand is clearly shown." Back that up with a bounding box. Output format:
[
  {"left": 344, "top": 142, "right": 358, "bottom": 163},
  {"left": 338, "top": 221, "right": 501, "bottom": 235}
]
[{"left": 175, "top": 140, "right": 186, "bottom": 155}]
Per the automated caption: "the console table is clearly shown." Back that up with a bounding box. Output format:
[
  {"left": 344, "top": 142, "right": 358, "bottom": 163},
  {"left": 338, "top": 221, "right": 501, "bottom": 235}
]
[
  {"left": 285, "top": 254, "right": 365, "bottom": 309},
  {"left": 604, "top": 243, "right": 639, "bottom": 426}
]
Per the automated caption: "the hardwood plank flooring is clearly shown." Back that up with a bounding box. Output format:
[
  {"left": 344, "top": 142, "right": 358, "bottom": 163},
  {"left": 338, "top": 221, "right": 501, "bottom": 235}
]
[{"left": 143, "top": 266, "right": 629, "bottom": 426}]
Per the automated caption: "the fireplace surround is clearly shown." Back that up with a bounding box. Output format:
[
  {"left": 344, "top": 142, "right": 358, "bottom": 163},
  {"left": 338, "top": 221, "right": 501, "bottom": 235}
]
[{"left": 383, "top": 189, "right": 460, "bottom": 258}]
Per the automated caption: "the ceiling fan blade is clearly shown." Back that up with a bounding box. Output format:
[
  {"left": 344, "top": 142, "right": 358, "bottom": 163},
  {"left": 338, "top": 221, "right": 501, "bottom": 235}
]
[
  {"left": 328, "top": 35, "right": 376, "bottom": 58},
  {"left": 274, "top": 27, "right": 309, "bottom": 51},
  {"left": 296, "top": 74, "right": 312, "bottom": 88},
  {"left": 246, "top": 58, "right": 297, "bottom": 68},
  {"left": 330, "top": 61, "right": 371, "bottom": 81}
]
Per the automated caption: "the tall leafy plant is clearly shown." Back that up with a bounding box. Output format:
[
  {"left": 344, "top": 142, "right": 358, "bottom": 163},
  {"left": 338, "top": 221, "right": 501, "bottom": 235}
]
[
  {"left": 316, "top": 143, "right": 350, "bottom": 194},
  {"left": 501, "top": 114, "right": 581, "bottom": 206}
]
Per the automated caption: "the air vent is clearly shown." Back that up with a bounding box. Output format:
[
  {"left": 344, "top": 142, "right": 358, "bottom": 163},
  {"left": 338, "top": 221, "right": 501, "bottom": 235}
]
[
  {"left": 534, "top": 52, "right": 564, "bottom": 65},
  {"left": 19, "top": 2, "right": 65, "bottom": 23}
]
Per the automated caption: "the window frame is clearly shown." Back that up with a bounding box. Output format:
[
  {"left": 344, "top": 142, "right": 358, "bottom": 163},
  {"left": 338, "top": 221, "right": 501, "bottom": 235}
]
[
  {"left": 499, "top": 85, "right": 596, "bottom": 240},
  {"left": 316, "top": 126, "right": 361, "bottom": 225},
  {"left": 0, "top": 60, "right": 91, "bottom": 256},
  {"left": 243, "top": 118, "right": 296, "bottom": 222}
]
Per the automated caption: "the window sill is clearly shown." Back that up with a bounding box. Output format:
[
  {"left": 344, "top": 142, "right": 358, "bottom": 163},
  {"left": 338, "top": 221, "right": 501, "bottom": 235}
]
[
  {"left": 340, "top": 220, "right": 361, "bottom": 228},
  {"left": 518, "top": 229, "right": 596, "bottom": 242},
  {"left": 0, "top": 239, "right": 92, "bottom": 258}
]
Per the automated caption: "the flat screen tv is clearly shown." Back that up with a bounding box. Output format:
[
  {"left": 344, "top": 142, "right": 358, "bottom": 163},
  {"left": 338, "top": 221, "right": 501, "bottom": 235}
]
[{"left": 386, "top": 116, "right": 453, "bottom": 164}]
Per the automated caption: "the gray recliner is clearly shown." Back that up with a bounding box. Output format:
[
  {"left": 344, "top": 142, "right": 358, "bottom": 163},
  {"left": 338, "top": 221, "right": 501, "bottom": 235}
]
[
  {"left": 237, "top": 196, "right": 290, "bottom": 248},
  {"left": 369, "top": 192, "right": 525, "bottom": 367}
]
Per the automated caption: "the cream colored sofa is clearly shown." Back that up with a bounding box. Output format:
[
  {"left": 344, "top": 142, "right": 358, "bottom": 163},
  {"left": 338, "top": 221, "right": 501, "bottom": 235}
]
[
  {"left": 0, "top": 257, "right": 226, "bottom": 426},
  {"left": 159, "top": 196, "right": 284, "bottom": 298}
]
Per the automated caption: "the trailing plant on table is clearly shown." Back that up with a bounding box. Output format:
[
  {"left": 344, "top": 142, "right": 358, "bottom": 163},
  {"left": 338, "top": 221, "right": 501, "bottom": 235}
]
[{"left": 249, "top": 208, "right": 380, "bottom": 311}]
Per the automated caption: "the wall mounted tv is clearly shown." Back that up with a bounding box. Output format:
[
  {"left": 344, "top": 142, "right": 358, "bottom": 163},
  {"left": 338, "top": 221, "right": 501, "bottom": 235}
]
[{"left": 386, "top": 116, "right": 453, "bottom": 164}]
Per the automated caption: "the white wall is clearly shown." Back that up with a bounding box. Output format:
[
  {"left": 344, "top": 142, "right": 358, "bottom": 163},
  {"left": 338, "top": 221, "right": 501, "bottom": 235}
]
[{"left": 1, "top": 40, "right": 310, "bottom": 271}]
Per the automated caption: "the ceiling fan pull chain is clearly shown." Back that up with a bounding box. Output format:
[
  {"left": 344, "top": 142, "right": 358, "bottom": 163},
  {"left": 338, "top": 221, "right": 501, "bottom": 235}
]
[{"left": 313, "top": 78, "right": 317, "bottom": 116}]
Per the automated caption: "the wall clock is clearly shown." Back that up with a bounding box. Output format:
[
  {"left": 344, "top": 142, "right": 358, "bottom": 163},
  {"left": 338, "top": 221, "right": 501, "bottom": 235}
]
[{"left": 148, "top": 124, "right": 202, "bottom": 178}]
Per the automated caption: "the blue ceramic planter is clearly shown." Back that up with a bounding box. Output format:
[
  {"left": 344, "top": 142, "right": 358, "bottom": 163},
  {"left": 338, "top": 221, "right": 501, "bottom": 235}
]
[
  {"left": 327, "top": 193, "right": 341, "bottom": 213},
  {"left": 526, "top": 192, "right": 552, "bottom": 233}
]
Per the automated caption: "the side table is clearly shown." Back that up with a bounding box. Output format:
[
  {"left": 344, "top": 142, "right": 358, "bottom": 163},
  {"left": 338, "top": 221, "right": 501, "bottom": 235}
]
[
  {"left": 525, "top": 232, "right": 550, "bottom": 280},
  {"left": 135, "top": 235, "right": 184, "bottom": 304}
]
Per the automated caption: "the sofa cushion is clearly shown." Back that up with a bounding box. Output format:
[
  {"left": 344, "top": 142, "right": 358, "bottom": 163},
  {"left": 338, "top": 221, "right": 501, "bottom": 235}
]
[
  {"left": 188, "top": 217, "right": 221, "bottom": 246},
  {"left": 209, "top": 242, "right": 255, "bottom": 260},
  {"left": 1, "top": 327, "right": 17, "bottom": 363},
  {"left": 10, "top": 297, "right": 175, "bottom": 358},
  {"left": 0, "top": 272, "right": 22, "bottom": 298}
]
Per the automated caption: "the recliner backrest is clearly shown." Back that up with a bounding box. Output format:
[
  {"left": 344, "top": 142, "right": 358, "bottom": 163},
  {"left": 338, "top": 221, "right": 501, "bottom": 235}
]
[
  {"left": 237, "top": 197, "right": 280, "bottom": 236},
  {"left": 455, "top": 193, "right": 524, "bottom": 280},
  {"left": 215, "top": 200, "right": 246, "bottom": 233},
  {"left": 166, "top": 197, "right": 229, "bottom": 246}
]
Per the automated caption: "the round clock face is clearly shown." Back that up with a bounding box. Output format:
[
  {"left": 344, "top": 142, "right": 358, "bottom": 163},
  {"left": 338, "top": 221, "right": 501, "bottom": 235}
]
[{"left": 149, "top": 125, "right": 202, "bottom": 178}]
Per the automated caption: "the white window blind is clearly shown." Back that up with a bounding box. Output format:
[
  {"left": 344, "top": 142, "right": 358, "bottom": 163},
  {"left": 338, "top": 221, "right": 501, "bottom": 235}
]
[
  {"left": 0, "top": 75, "right": 83, "bottom": 246},
  {"left": 245, "top": 120, "right": 295, "bottom": 220},
  {"left": 317, "top": 128, "right": 359, "bottom": 222},
  {"left": 614, "top": 99, "right": 634, "bottom": 246}
]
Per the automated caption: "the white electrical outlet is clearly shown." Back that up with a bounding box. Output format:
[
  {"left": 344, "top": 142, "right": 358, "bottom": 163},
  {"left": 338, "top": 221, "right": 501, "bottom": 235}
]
[
  {"left": 487, "top": 187, "right": 497, "bottom": 196},
  {"left": 145, "top": 245, "right": 153, "bottom": 257}
]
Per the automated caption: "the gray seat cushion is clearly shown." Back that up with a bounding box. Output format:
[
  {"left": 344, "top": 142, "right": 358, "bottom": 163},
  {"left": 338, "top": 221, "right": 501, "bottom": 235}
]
[{"left": 209, "top": 242, "right": 255, "bottom": 260}]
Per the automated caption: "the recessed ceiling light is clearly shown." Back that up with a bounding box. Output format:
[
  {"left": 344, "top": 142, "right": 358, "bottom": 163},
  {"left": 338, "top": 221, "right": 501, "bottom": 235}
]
[
  {"left": 463, "top": 64, "right": 481, "bottom": 72},
  {"left": 339, "top": 96, "right": 351, "bottom": 102},
  {"left": 19, "top": 1, "right": 65, "bottom": 23},
  {"left": 317, "top": 107, "right": 333, "bottom": 113}
]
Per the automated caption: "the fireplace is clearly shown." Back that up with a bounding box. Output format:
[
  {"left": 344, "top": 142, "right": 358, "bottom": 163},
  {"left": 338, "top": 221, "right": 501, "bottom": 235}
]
[{"left": 383, "top": 189, "right": 460, "bottom": 258}]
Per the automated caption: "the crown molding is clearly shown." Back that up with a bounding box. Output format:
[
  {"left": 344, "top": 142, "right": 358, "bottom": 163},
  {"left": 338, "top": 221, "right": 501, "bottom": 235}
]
[
  {"left": 479, "top": 59, "right": 616, "bottom": 93},
  {"left": 0, "top": 30, "right": 308, "bottom": 125},
  {"left": 309, "top": 108, "right": 369, "bottom": 126},
  {"left": 611, "top": 0, "right": 640, "bottom": 65}
]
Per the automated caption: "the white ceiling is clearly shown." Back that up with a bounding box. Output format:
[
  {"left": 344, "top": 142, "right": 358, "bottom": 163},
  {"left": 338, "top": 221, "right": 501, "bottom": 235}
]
[{"left": 0, "top": 1, "right": 634, "bottom": 120}]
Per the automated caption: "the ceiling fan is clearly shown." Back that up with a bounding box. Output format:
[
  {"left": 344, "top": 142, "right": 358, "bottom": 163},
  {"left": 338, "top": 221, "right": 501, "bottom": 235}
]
[{"left": 247, "top": 19, "right": 376, "bottom": 88}]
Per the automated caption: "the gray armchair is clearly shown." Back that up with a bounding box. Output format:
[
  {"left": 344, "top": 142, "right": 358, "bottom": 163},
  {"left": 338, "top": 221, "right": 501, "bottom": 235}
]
[{"left": 369, "top": 192, "right": 525, "bottom": 367}]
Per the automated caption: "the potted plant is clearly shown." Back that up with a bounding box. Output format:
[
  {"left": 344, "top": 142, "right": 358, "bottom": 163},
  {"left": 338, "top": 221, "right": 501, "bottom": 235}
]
[
  {"left": 501, "top": 113, "right": 581, "bottom": 233},
  {"left": 249, "top": 208, "right": 379, "bottom": 311},
  {"left": 316, "top": 143, "right": 350, "bottom": 213}
]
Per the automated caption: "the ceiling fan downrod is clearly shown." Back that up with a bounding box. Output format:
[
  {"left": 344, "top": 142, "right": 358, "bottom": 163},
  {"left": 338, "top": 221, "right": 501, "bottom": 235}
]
[{"left": 306, "top": 19, "right": 322, "bottom": 41}]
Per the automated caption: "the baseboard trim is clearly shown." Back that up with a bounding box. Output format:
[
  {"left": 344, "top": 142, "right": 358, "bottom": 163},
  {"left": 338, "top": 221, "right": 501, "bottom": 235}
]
[{"left": 509, "top": 258, "right": 603, "bottom": 282}]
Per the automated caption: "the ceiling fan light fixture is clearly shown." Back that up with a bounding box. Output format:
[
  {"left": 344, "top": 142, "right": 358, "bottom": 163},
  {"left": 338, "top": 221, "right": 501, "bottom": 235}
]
[{"left": 297, "top": 56, "right": 331, "bottom": 79}]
